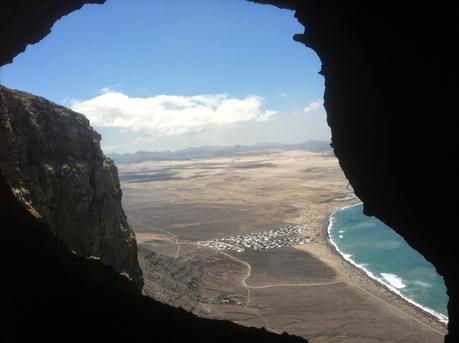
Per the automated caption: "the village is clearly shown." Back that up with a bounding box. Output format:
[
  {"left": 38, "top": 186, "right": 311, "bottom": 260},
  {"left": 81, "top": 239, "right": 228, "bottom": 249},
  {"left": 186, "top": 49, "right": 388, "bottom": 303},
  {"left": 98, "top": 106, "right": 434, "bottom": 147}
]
[{"left": 197, "top": 225, "right": 313, "bottom": 253}]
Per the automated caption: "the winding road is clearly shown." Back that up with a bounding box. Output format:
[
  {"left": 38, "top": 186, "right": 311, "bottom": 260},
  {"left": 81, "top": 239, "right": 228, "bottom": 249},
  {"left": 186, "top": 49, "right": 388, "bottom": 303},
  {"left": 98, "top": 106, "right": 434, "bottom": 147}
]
[{"left": 129, "top": 215, "right": 444, "bottom": 336}]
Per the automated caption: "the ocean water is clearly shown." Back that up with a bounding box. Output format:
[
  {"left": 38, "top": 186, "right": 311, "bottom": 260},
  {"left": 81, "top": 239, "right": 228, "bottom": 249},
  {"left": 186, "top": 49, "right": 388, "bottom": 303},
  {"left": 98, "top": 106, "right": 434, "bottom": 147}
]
[{"left": 328, "top": 203, "right": 448, "bottom": 323}]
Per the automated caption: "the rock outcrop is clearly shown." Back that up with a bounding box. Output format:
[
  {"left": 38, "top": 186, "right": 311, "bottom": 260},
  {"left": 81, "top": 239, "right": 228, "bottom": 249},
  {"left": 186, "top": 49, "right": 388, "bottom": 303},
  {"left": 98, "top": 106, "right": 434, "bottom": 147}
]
[
  {"left": 0, "top": 174, "right": 306, "bottom": 343},
  {"left": 0, "top": 0, "right": 104, "bottom": 66},
  {"left": 277, "top": 3, "right": 458, "bottom": 342},
  {"left": 139, "top": 249, "right": 212, "bottom": 317},
  {"left": 0, "top": 85, "right": 143, "bottom": 288}
]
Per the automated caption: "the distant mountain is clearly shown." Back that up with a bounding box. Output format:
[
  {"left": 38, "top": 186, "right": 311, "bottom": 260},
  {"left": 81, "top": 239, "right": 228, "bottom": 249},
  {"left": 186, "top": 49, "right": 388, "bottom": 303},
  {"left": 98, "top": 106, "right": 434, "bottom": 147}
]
[
  {"left": 108, "top": 140, "right": 333, "bottom": 164},
  {"left": 297, "top": 139, "right": 334, "bottom": 152}
]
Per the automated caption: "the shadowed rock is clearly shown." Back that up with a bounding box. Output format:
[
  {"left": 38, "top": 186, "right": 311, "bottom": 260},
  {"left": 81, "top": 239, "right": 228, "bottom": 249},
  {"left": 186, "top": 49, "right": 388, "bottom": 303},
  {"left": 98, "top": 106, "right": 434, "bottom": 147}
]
[{"left": 0, "top": 85, "right": 143, "bottom": 288}]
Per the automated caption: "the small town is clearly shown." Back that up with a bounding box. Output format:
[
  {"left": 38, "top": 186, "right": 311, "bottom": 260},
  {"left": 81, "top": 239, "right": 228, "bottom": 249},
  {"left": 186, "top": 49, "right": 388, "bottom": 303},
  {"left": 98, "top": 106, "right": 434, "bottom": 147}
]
[{"left": 197, "top": 225, "right": 313, "bottom": 253}]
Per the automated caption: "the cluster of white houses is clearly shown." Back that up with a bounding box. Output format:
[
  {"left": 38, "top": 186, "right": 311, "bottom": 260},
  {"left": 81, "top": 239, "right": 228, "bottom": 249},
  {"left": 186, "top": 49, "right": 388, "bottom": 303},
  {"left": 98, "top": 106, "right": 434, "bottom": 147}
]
[{"left": 197, "top": 225, "right": 313, "bottom": 253}]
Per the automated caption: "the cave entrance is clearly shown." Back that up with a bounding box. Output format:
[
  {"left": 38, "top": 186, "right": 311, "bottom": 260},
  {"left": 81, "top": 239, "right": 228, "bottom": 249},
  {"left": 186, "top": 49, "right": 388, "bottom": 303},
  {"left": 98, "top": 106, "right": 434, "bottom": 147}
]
[{"left": 0, "top": 0, "right": 448, "bottom": 341}]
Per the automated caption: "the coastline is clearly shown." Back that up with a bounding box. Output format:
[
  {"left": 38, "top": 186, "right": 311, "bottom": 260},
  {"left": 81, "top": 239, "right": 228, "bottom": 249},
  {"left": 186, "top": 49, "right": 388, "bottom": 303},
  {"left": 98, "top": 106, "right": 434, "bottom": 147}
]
[
  {"left": 123, "top": 150, "right": 447, "bottom": 341},
  {"left": 325, "top": 201, "right": 449, "bottom": 325}
]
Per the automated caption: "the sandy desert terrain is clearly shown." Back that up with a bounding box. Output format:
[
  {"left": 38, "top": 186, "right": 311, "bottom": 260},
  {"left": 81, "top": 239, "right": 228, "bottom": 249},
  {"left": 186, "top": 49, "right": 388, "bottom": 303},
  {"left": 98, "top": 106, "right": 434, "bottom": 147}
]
[{"left": 119, "top": 149, "right": 446, "bottom": 343}]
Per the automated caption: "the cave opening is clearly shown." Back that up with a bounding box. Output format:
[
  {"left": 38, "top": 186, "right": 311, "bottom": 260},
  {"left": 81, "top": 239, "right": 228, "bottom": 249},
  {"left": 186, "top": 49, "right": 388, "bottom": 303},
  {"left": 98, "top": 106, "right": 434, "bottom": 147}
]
[{"left": 0, "top": 0, "right": 453, "bottom": 342}]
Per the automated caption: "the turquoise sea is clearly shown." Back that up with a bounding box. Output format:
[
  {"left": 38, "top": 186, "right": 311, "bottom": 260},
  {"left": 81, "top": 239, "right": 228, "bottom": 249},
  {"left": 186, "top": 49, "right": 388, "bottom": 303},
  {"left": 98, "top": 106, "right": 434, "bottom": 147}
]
[{"left": 328, "top": 203, "right": 448, "bottom": 323}]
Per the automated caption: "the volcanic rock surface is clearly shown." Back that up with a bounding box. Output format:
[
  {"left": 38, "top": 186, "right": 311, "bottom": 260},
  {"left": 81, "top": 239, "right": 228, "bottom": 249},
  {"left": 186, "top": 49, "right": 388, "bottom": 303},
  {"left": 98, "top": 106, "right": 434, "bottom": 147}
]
[
  {"left": 0, "top": 173, "right": 305, "bottom": 343},
  {"left": 0, "top": 85, "right": 143, "bottom": 288}
]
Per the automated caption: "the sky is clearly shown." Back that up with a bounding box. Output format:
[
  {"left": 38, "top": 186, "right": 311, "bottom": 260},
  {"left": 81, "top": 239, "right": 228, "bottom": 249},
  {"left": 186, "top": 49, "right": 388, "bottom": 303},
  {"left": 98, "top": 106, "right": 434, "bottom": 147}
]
[{"left": 0, "top": 0, "right": 329, "bottom": 153}]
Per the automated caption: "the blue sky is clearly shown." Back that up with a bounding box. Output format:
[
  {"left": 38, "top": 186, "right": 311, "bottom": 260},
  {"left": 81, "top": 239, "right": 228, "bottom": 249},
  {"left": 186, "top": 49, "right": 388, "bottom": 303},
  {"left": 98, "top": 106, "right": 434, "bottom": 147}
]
[{"left": 0, "top": 0, "right": 328, "bottom": 153}]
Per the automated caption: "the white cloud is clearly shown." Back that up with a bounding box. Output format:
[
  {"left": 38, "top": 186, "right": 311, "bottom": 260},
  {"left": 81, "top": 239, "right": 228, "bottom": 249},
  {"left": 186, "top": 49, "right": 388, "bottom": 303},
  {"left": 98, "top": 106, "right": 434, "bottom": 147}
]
[
  {"left": 101, "top": 145, "right": 120, "bottom": 152},
  {"left": 70, "top": 91, "right": 276, "bottom": 136},
  {"left": 100, "top": 84, "right": 122, "bottom": 94},
  {"left": 303, "top": 99, "right": 324, "bottom": 113},
  {"left": 100, "top": 87, "right": 112, "bottom": 94}
]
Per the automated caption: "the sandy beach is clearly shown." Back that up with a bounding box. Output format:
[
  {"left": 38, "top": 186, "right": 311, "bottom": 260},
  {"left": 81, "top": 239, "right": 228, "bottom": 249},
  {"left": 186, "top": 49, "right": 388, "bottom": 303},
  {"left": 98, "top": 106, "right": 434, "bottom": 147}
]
[
  {"left": 325, "top": 203, "right": 448, "bottom": 324},
  {"left": 119, "top": 149, "right": 447, "bottom": 342}
]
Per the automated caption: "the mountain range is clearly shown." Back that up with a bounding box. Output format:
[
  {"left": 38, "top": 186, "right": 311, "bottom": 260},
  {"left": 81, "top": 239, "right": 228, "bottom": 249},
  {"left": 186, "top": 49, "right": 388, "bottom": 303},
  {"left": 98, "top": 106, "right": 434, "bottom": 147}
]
[{"left": 108, "top": 140, "right": 333, "bottom": 164}]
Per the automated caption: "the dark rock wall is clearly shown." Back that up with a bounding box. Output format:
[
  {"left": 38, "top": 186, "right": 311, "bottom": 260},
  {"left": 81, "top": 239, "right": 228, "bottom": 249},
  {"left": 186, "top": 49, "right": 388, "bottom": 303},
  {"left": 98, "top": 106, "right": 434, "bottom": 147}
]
[
  {"left": 254, "top": 2, "right": 458, "bottom": 341},
  {"left": 0, "top": 0, "right": 104, "bottom": 66},
  {"left": 0, "top": 0, "right": 458, "bottom": 342},
  {"left": 0, "top": 175, "right": 305, "bottom": 343},
  {"left": 0, "top": 85, "right": 143, "bottom": 288},
  {"left": 279, "top": 3, "right": 458, "bottom": 342}
]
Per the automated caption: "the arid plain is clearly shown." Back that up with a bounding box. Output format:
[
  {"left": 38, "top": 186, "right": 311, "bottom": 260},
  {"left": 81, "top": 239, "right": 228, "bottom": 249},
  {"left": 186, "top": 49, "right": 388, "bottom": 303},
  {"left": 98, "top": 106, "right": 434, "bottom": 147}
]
[{"left": 119, "top": 149, "right": 446, "bottom": 342}]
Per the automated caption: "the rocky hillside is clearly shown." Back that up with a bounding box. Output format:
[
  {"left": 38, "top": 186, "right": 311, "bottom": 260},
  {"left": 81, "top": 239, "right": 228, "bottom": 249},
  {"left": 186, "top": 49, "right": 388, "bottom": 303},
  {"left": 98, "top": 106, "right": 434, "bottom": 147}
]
[
  {"left": 0, "top": 85, "right": 142, "bottom": 288},
  {"left": 0, "top": 173, "right": 306, "bottom": 342}
]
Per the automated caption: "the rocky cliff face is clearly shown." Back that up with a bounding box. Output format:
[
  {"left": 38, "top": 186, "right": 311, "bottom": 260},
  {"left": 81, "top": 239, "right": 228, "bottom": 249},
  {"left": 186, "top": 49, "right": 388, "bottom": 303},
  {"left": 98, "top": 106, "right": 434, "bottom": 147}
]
[
  {"left": 0, "top": 173, "right": 306, "bottom": 342},
  {"left": 0, "top": 85, "right": 143, "bottom": 288}
]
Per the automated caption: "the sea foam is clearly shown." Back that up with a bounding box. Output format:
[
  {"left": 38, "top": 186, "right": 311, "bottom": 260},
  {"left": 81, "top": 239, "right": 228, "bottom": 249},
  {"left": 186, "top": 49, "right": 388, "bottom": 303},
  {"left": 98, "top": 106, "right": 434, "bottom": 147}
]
[
  {"left": 327, "top": 204, "right": 449, "bottom": 324},
  {"left": 380, "top": 273, "right": 407, "bottom": 289}
]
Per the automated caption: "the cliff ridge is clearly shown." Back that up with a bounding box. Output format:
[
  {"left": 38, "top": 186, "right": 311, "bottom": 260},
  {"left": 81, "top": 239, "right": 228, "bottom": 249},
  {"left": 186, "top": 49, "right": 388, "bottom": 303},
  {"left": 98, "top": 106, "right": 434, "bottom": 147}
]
[{"left": 0, "top": 85, "right": 143, "bottom": 288}]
